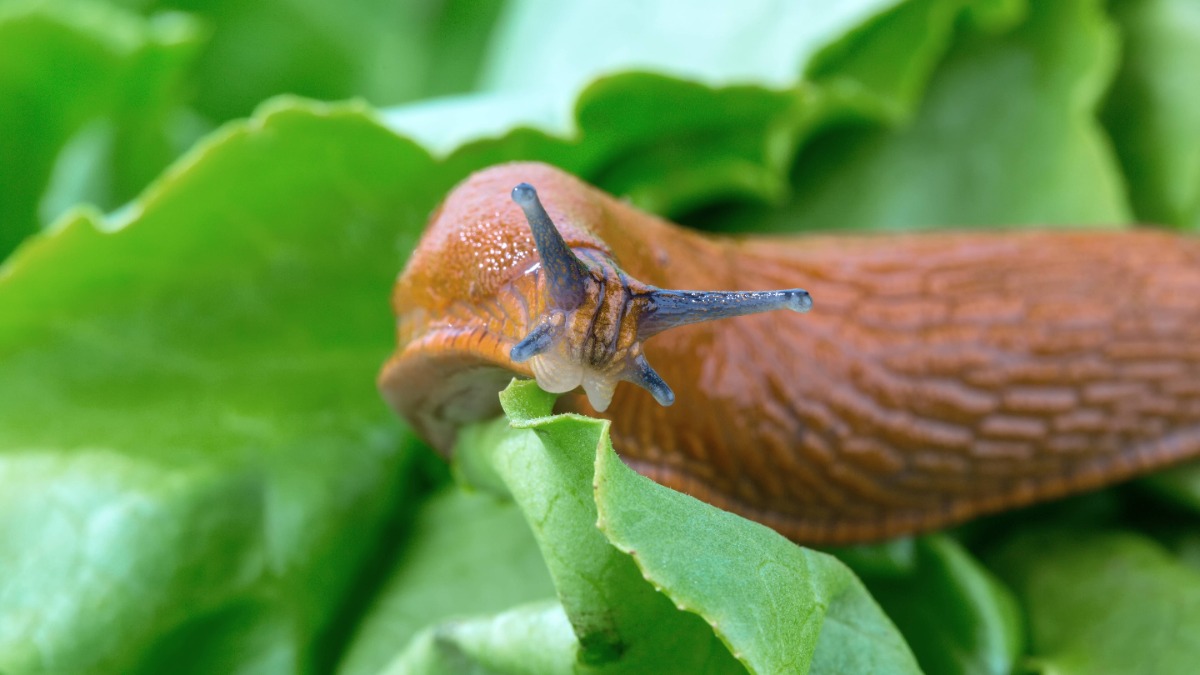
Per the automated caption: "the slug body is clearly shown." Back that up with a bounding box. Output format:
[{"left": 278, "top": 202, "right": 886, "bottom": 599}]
[{"left": 381, "top": 162, "right": 1200, "bottom": 544}]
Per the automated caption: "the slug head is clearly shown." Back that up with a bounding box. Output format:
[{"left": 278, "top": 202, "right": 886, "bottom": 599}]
[
  {"left": 380, "top": 162, "right": 811, "bottom": 453},
  {"left": 507, "top": 182, "right": 812, "bottom": 412}
]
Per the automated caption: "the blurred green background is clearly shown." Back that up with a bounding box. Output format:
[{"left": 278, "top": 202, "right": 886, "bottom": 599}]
[
  {"left": 0, "top": 0, "right": 505, "bottom": 259},
  {"left": 2, "top": 0, "right": 1200, "bottom": 673}
]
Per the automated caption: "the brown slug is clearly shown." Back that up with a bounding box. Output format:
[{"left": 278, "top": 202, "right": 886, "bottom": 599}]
[{"left": 379, "top": 161, "right": 1200, "bottom": 544}]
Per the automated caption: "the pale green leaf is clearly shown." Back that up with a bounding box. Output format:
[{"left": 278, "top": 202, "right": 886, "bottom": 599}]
[
  {"left": 988, "top": 530, "right": 1200, "bottom": 675},
  {"left": 337, "top": 487, "right": 555, "bottom": 675},
  {"left": 1103, "top": 0, "right": 1200, "bottom": 229},
  {"left": 852, "top": 536, "right": 1022, "bottom": 675},
  {"left": 0, "top": 0, "right": 201, "bottom": 258}
]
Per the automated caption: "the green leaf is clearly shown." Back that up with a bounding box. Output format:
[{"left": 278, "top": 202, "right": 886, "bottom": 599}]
[
  {"left": 715, "top": 0, "right": 1129, "bottom": 233},
  {"left": 590, "top": 398, "right": 921, "bottom": 674},
  {"left": 1102, "top": 0, "right": 1200, "bottom": 229},
  {"left": 0, "top": 100, "right": 437, "bottom": 673},
  {"left": 825, "top": 538, "right": 918, "bottom": 579},
  {"left": 395, "top": 0, "right": 993, "bottom": 218},
  {"left": 445, "top": 380, "right": 920, "bottom": 674},
  {"left": 987, "top": 529, "right": 1200, "bottom": 675},
  {"left": 383, "top": 600, "right": 581, "bottom": 674},
  {"left": 1141, "top": 462, "right": 1200, "bottom": 515},
  {"left": 0, "top": 0, "right": 201, "bottom": 259},
  {"left": 455, "top": 382, "right": 740, "bottom": 671},
  {"left": 851, "top": 536, "right": 1022, "bottom": 675},
  {"left": 806, "top": 0, "right": 1026, "bottom": 123},
  {"left": 481, "top": 1, "right": 902, "bottom": 100},
  {"left": 337, "top": 487, "right": 555, "bottom": 675},
  {"left": 153, "top": 0, "right": 504, "bottom": 122},
  {"left": 1159, "top": 529, "right": 1200, "bottom": 575}
]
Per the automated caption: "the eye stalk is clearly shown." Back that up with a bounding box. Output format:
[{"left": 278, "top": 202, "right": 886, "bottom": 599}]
[
  {"left": 509, "top": 182, "right": 812, "bottom": 411},
  {"left": 638, "top": 288, "right": 813, "bottom": 340},
  {"left": 511, "top": 183, "right": 590, "bottom": 309}
]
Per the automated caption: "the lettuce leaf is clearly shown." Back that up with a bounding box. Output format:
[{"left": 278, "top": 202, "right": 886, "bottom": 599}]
[
  {"left": 988, "top": 530, "right": 1200, "bottom": 675},
  {"left": 406, "top": 380, "right": 920, "bottom": 674},
  {"left": 1102, "top": 0, "right": 1200, "bottom": 230},
  {"left": 0, "top": 0, "right": 201, "bottom": 258}
]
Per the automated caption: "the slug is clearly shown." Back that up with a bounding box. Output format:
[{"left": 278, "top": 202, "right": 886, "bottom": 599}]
[{"left": 380, "top": 162, "right": 1200, "bottom": 544}]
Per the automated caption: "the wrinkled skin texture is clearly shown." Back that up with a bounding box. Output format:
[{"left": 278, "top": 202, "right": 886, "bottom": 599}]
[{"left": 381, "top": 162, "right": 1200, "bottom": 544}]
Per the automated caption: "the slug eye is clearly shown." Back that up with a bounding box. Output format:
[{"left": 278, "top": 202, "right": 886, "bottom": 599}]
[{"left": 509, "top": 182, "right": 812, "bottom": 411}]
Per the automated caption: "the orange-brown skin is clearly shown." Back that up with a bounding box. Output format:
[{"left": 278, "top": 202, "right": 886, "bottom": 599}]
[{"left": 381, "top": 162, "right": 1200, "bottom": 544}]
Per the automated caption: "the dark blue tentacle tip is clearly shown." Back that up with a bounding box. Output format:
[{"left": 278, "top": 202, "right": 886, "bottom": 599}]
[
  {"left": 791, "top": 290, "right": 813, "bottom": 312},
  {"left": 632, "top": 352, "right": 675, "bottom": 407},
  {"left": 510, "top": 319, "right": 556, "bottom": 363},
  {"left": 512, "top": 183, "right": 538, "bottom": 207},
  {"left": 509, "top": 340, "right": 536, "bottom": 363}
]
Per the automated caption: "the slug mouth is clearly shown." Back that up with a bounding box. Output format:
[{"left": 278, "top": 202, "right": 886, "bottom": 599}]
[{"left": 379, "top": 322, "right": 534, "bottom": 456}]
